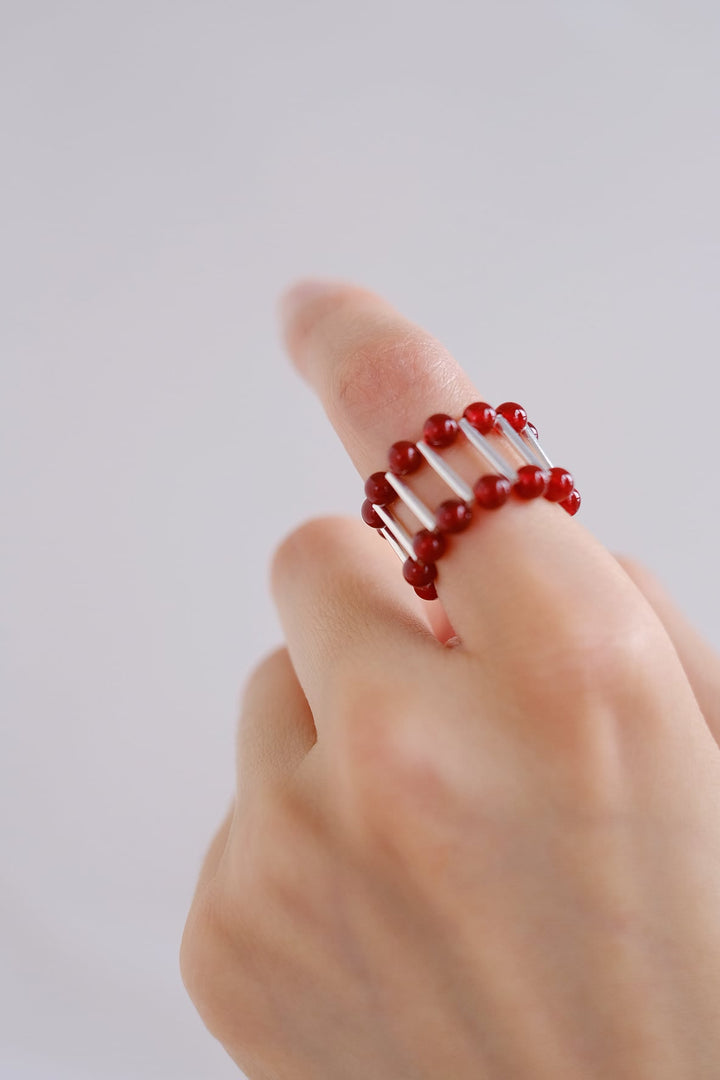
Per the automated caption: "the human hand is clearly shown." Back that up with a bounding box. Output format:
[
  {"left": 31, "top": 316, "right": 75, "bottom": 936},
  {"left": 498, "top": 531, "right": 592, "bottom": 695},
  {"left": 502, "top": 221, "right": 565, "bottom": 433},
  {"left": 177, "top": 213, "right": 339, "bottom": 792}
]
[{"left": 181, "top": 281, "right": 720, "bottom": 1079}]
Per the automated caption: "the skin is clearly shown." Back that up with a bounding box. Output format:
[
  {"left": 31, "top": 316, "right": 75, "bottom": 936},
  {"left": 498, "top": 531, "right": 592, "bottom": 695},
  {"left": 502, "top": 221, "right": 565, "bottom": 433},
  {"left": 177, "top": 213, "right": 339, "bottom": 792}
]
[{"left": 180, "top": 281, "right": 720, "bottom": 1079}]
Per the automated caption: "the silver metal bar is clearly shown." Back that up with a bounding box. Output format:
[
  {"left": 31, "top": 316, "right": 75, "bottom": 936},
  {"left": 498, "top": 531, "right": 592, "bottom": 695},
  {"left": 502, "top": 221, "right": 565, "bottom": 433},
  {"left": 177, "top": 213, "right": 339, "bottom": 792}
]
[
  {"left": 384, "top": 472, "right": 436, "bottom": 531},
  {"left": 415, "top": 440, "right": 474, "bottom": 503},
  {"left": 521, "top": 426, "right": 553, "bottom": 470},
  {"left": 458, "top": 418, "right": 518, "bottom": 483},
  {"left": 379, "top": 527, "right": 406, "bottom": 563},
  {"left": 373, "top": 504, "right": 416, "bottom": 559},
  {"left": 494, "top": 415, "right": 541, "bottom": 467}
]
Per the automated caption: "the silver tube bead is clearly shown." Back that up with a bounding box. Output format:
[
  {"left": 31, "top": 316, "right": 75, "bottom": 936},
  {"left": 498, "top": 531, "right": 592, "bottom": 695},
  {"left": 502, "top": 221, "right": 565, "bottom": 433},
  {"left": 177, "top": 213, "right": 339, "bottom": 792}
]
[
  {"left": 379, "top": 527, "right": 407, "bottom": 563},
  {"left": 373, "top": 505, "right": 416, "bottom": 559},
  {"left": 415, "top": 440, "right": 474, "bottom": 503},
  {"left": 520, "top": 426, "right": 553, "bottom": 470},
  {"left": 384, "top": 473, "right": 436, "bottom": 531},
  {"left": 494, "top": 415, "right": 544, "bottom": 467},
  {"left": 457, "top": 418, "right": 518, "bottom": 483}
]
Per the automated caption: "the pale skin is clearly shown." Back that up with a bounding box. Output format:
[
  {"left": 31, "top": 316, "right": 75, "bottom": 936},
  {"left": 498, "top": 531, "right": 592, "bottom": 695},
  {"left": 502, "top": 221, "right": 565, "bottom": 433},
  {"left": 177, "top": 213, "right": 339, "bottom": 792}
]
[{"left": 180, "top": 281, "right": 720, "bottom": 1079}]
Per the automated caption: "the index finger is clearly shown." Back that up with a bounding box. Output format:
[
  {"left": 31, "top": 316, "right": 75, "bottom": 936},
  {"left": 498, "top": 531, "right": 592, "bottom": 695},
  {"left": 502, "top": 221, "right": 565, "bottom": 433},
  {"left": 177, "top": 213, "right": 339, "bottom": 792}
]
[{"left": 279, "top": 280, "right": 654, "bottom": 665}]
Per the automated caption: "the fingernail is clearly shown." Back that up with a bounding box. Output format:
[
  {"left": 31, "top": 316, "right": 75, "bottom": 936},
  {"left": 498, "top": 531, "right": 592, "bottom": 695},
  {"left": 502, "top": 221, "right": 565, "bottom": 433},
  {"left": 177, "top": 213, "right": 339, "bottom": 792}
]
[{"left": 279, "top": 278, "right": 341, "bottom": 327}]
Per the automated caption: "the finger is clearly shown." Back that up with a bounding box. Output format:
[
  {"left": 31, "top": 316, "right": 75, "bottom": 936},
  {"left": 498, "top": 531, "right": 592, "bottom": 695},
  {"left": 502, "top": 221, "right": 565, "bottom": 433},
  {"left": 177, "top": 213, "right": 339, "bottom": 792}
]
[
  {"left": 187, "top": 652, "right": 316, "bottom": 910},
  {"left": 191, "top": 799, "right": 234, "bottom": 897},
  {"left": 280, "top": 279, "right": 476, "bottom": 466},
  {"left": 615, "top": 555, "right": 720, "bottom": 743},
  {"left": 236, "top": 646, "right": 317, "bottom": 801},
  {"left": 270, "top": 514, "right": 445, "bottom": 723},
  {"left": 279, "top": 281, "right": 660, "bottom": 669}
]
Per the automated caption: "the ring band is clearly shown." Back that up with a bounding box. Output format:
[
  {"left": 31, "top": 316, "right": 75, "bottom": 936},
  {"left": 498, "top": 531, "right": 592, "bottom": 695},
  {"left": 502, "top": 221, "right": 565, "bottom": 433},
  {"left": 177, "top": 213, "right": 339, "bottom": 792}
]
[{"left": 360, "top": 401, "right": 581, "bottom": 601}]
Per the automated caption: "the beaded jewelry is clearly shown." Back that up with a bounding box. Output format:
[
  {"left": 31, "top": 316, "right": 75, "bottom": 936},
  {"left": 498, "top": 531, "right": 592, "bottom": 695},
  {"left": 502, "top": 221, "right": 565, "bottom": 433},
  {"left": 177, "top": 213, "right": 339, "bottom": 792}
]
[{"left": 361, "top": 402, "right": 580, "bottom": 601}]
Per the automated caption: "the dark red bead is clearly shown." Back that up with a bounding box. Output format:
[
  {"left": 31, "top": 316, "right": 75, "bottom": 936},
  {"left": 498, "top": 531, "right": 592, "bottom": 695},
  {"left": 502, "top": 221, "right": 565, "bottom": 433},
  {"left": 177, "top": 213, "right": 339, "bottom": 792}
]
[
  {"left": 527, "top": 422, "right": 539, "bottom": 440},
  {"left": 560, "top": 489, "right": 581, "bottom": 516},
  {"left": 423, "top": 413, "right": 458, "bottom": 448},
  {"left": 544, "top": 466, "right": 574, "bottom": 503},
  {"left": 388, "top": 440, "right": 422, "bottom": 475},
  {"left": 435, "top": 499, "right": 472, "bottom": 533},
  {"left": 496, "top": 401, "right": 528, "bottom": 433},
  {"left": 513, "top": 465, "right": 548, "bottom": 499},
  {"left": 361, "top": 499, "right": 384, "bottom": 527},
  {"left": 402, "top": 557, "right": 437, "bottom": 588},
  {"left": 414, "top": 582, "right": 438, "bottom": 601},
  {"left": 364, "top": 471, "right": 396, "bottom": 505},
  {"left": 473, "top": 473, "right": 511, "bottom": 509},
  {"left": 412, "top": 528, "right": 447, "bottom": 562},
  {"left": 463, "top": 401, "right": 496, "bottom": 435}
]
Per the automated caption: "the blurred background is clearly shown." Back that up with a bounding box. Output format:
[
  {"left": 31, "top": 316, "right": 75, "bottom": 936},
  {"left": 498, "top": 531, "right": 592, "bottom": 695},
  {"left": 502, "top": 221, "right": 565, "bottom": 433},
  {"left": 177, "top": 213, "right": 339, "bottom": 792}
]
[{"left": 2, "top": 1, "right": 719, "bottom": 1076}]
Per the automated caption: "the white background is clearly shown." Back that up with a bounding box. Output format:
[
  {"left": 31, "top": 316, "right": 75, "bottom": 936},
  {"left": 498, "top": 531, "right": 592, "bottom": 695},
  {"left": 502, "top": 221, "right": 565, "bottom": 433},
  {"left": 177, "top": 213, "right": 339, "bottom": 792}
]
[{"left": 2, "top": 2, "right": 719, "bottom": 1077}]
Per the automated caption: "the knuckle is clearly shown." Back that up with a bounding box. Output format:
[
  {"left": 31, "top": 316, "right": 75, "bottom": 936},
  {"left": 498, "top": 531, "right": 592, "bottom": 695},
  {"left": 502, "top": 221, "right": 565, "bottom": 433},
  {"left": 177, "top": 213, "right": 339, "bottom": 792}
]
[
  {"left": 613, "top": 553, "right": 645, "bottom": 579},
  {"left": 239, "top": 646, "right": 294, "bottom": 732},
  {"left": 590, "top": 619, "right": 660, "bottom": 687},
  {"left": 330, "top": 329, "right": 449, "bottom": 424},
  {"left": 244, "top": 644, "right": 288, "bottom": 690},
  {"left": 576, "top": 619, "right": 662, "bottom": 696},
  {"left": 519, "top": 603, "right": 665, "bottom": 703},
  {"left": 613, "top": 554, "right": 663, "bottom": 604},
  {"left": 180, "top": 875, "right": 269, "bottom": 1060},
  {"left": 179, "top": 881, "right": 232, "bottom": 1011},
  {"left": 269, "top": 516, "right": 325, "bottom": 585},
  {"left": 338, "top": 688, "right": 455, "bottom": 828},
  {"left": 269, "top": 515, "right": 364, "bottom": 590},
  {"left": 269, "top": 516, "right": 352, "bottom": 598},
  {"left": 503, "top": 608, "right": 671, "bottom": 808}
]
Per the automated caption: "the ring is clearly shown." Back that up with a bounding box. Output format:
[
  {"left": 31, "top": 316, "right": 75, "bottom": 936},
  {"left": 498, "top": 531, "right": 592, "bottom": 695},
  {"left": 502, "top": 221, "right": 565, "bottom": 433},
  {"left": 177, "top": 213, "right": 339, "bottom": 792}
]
[{"left": 360, "top": 401, "right": 581, "bottom": 601}]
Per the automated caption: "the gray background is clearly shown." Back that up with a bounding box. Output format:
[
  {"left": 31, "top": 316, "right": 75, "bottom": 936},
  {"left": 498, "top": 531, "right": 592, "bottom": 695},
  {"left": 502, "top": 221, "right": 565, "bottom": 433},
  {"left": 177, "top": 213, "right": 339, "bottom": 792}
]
[{"left": 2, "top": 1, "right": 719, "bottom": 1077}]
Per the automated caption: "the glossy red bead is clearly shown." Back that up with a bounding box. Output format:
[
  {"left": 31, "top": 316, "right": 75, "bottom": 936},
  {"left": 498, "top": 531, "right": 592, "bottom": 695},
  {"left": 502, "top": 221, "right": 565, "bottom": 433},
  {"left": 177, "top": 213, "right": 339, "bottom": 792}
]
[
  {"left": 364, "top": 471, "right": 397, "bottom": 505},
  {"left": 435, "top": 499, "right": 472, "bottom": 533},
  {"left": 402, "top": 557, "right": 437, "bottom": 588},
  {"left": 423, "top": 413, "right": 458, "bottom": 448},
  {"left": 560, "top": 489, "right": 581, "bottom": 516},
  {"left": 496, "top": 401, "right": 528, "bottom": 433},
  {"left": 463, "top": 401, "right": 496, "bottom": 435},
  {"left": 414, "top": 582, "right": 438, "bottom": 601},
  {"left": 473, "top": 473, "right": 511, "bottom": 509},
  {"left": 388, "top": 440, "right": 422, "bottom": 475},
  {"left": 361, "top": 499, "right": 384, "bottom": 528},
  {"left": 412, "top": 528, "right": 447, "bottom": 562},
  {"left": 544, "top": 466, "right": 574, "bottom": 503},
  {"left": 513, "top": 465, "right": 548, "bottom": 499},
  {"left": 527, "top": 421, "right": 539, "bottom": 440}
]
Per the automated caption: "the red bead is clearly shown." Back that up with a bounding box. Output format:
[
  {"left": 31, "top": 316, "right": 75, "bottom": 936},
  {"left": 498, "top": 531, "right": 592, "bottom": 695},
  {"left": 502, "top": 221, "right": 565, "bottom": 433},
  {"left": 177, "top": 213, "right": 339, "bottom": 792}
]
[
  {"left": 423, "top": 413, "right": 458, "bottom": 448},
  {"left": 412, "top": 528, "right": 447, "bottom": 562},
  {"left": 361, "top": 499, "right": 384, "bottom": 527},
  {"left": 435, "top": 499, "right": 472, "bottom": 533},
  {"left": 463, "top": 401, "right": 496, "bottom": 435},
  {"left": 389, "top": 440, "right": 422, "bottom": 475},
  {"left": 496, "top": 401, "right": 528, "bottom": 433},
  {"left": 527, "top": 421, "right": 539, "bottom": 440},
  {"left": 560, "top": 489, "right": 581, "bottom": 516},
  {"left": 414, "top": 582, "right": 438, "bottom": 601},
  {"left": 544, "top": 466, "right": 574, "bottom": 503},
  {"left": 513, "top": 465, "right": 548, "bottom": 499},
  {"left": 364, "top": 471, "right": 396, "bottom": 505},
  {"left": 402, "top": 557, "right": 437, "bottom": 588},
  {"left": 473, "top": 473, "right": 511, "bottom": 509}
]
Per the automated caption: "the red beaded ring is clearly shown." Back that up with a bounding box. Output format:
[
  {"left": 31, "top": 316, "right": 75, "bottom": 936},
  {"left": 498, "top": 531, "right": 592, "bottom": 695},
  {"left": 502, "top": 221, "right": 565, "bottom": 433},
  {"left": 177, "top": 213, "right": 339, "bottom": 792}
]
[{"left": 361, "top": 401, "right": 580, "bottom": 601}]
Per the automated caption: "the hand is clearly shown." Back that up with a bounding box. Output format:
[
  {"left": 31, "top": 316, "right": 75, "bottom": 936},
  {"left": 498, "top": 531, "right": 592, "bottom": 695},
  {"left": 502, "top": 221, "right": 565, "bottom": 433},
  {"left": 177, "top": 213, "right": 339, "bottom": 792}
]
[{"left": 180, "top": 281, "right": 720, "bottom": 1079}]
